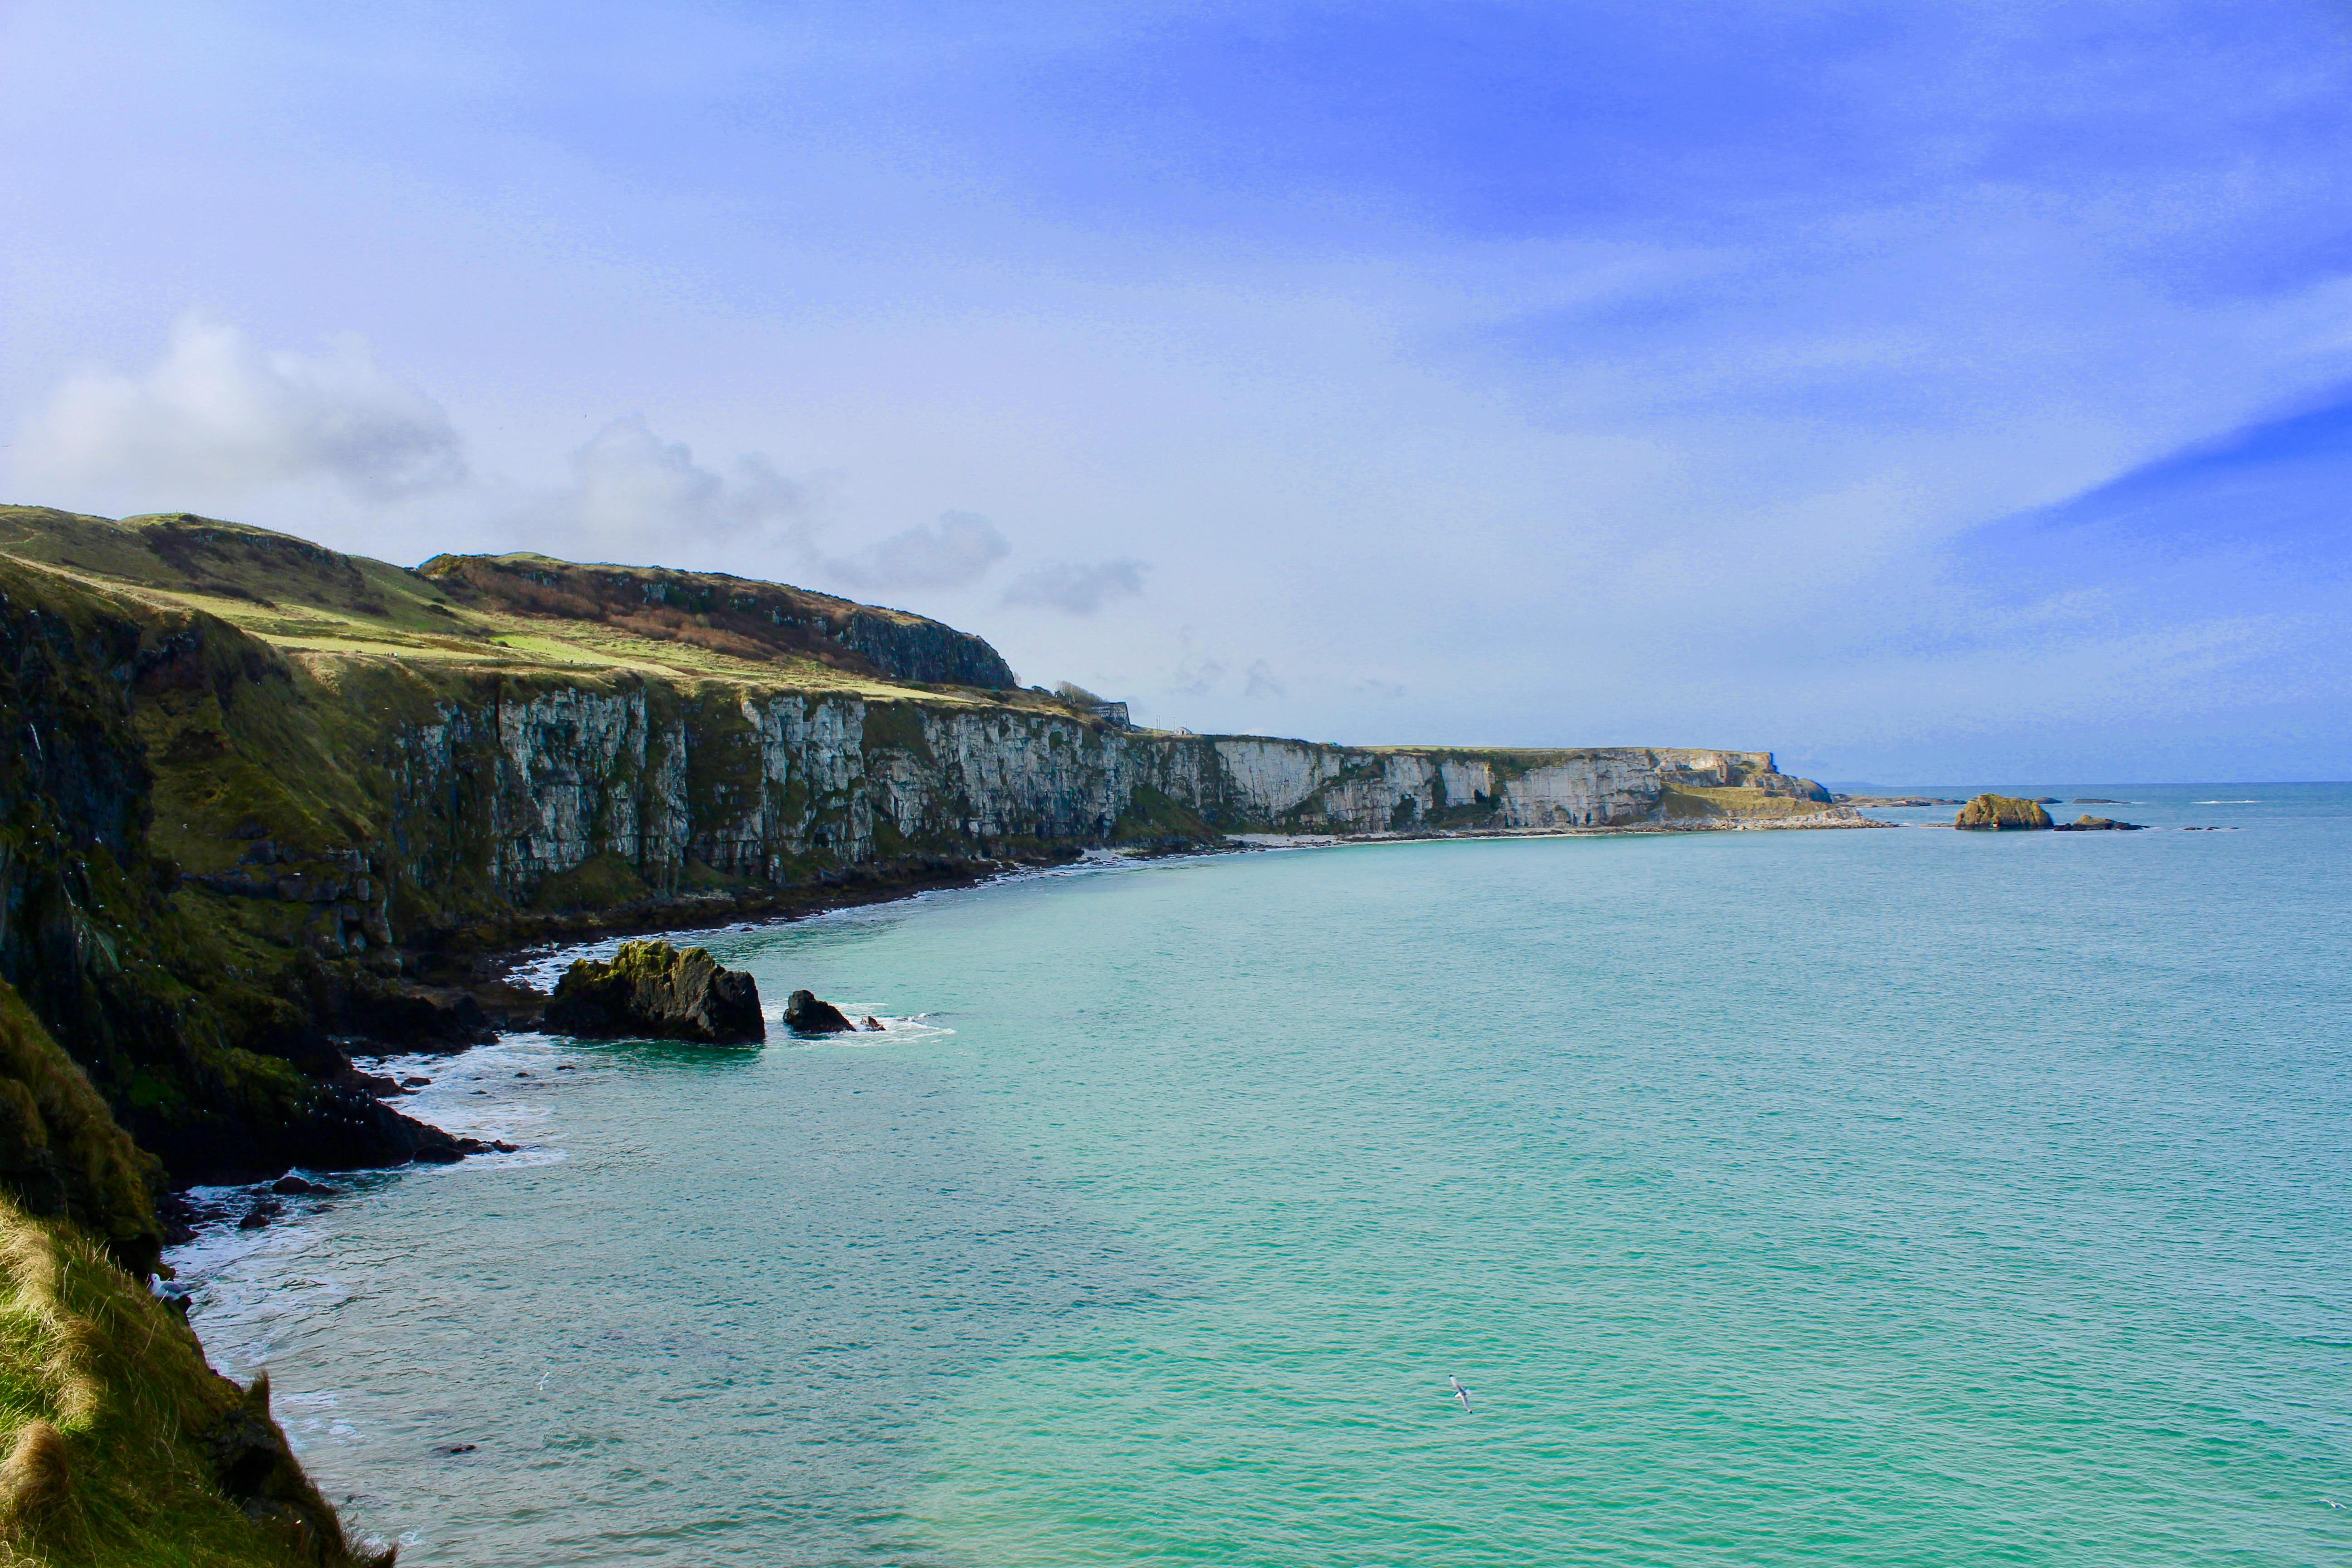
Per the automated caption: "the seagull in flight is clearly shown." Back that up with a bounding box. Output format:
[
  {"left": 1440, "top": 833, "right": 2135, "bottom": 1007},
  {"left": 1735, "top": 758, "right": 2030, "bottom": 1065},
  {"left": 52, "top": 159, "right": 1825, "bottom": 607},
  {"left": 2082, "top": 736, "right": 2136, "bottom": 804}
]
[{"left": 1450, "top": 1376, "right": 1473, "bottom": 1413}]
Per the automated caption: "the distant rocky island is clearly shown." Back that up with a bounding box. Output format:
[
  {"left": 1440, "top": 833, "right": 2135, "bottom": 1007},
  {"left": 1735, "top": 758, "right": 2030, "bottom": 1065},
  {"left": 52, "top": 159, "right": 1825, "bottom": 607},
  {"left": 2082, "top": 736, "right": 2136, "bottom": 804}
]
[
  {"left": 0, "top": 501, "right": 1870, "bottom": 1559},
  {"left": 1954, "top": 794, "right": 2148, "bottom": 831}
]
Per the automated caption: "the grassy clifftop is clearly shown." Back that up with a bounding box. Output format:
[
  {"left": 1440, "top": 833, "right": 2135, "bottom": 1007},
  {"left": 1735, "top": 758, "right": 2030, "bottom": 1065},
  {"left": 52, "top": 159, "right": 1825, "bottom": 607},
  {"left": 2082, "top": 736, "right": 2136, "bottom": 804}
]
[
  {"left": 0, "top": 1190, "right": 383, "bottom": 1567},
  {"left": 0, "top": 507, "right": 1022, "bottom": 698}
]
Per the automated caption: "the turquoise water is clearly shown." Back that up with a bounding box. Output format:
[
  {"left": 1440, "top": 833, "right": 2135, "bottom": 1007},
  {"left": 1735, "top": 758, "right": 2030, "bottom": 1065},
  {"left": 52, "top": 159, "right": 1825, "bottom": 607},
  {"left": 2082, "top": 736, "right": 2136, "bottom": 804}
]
[{"left": 173, "top": 787, "right": 2352, "bottom": 1565}]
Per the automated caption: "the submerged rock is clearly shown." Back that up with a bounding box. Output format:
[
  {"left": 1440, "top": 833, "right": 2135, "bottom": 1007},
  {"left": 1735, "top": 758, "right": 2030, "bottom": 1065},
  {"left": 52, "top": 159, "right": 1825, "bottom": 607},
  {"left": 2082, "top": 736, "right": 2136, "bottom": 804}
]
[
  {"left": 544, "top": 941, "right": 764, "bottom": 1044},
  {"left": 783, "top": 990, "right": 856, "bottom": 1035},
  {"left": 1955, "top": 794, "right": 2053, "bottom": 831},
  {"left": 2052, "top": 815, "right": 2148, "bottom": 831}
]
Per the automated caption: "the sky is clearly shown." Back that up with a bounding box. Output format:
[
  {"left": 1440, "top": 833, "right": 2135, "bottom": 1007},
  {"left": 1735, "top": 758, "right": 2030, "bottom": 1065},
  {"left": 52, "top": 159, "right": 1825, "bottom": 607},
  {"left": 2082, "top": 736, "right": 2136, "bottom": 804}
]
[{"left": 3, "top": 1, "right": 2348, "bottom": 782}]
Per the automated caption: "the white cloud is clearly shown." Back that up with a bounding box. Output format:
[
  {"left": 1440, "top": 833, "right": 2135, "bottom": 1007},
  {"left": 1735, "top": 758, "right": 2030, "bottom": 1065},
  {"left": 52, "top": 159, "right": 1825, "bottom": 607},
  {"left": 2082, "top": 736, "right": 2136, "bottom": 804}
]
[
  {"left": 19, "top": 314, "right": 463, "bottom": 500},
  {"left": 823, "top": 510, "right": 1009, "bottom": 591},
  {"left": 1003, "top": 558, "right": 1147, "bottom": 614},
  {"left": 524, "top": 415, "right": 821, "bottom": 563}
]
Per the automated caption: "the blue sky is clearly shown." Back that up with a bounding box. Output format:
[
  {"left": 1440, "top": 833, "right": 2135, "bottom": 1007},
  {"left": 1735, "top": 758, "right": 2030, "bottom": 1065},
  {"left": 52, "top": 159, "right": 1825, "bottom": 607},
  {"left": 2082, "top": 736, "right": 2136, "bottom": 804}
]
[{"left": 3, "top": 1, "right": 2347, "bottom": 780}]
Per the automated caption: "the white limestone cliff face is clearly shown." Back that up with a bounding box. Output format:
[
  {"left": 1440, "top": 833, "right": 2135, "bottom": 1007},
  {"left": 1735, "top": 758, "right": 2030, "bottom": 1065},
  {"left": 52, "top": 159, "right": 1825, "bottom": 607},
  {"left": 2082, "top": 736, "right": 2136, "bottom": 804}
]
[{"left": 375, "top": 676, "right": 1826, "bottom": 906}]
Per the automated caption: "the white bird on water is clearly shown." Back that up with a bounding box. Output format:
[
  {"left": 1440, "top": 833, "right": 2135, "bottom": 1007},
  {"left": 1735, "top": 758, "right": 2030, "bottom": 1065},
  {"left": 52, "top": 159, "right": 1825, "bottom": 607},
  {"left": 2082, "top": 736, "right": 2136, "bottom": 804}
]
[{"left": 1450, "top": 1376, "right": 1473, "bottom": 1413}]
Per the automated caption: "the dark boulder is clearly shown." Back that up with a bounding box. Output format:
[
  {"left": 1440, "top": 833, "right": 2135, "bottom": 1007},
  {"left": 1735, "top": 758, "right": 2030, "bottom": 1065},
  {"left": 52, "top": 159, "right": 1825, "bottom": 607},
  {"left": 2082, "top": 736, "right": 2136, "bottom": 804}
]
[
  {"left": 783, "top": 990, "right": 856, "bottom": 1035},
  {"left": 2052, "top": 815, "right": 2148, "bottom": 831},
  {"left": 270, "top": 1175, "right": 332, "bottom": 1196},
  {"left": 543, "top": 941, "right": 764, "bottom": 1044},
  {"left": 1955, "top": 794, "right": 2053, "bottom": 831},
  {"left": 344, "top": 976, "right": 496, "bottom": 1049},
  {"left": 860, "top": 1015, "right": 886, "bottom": 1032}
]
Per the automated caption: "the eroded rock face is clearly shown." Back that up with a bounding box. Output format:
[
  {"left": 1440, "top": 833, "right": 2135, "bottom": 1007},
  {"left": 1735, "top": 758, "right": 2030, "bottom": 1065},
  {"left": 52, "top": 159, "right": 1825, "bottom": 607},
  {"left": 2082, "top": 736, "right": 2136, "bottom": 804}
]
[
  {"left": 1955, "top": 794, "right": 2053, "bottom": 830},
  {"left": 782, "top": 990, "right": 855, "bottom": 1035},
  {"left": 379, "top": 698, "right": 1833, "bottom": 905},
  {"left": 544, "top": 941, "right": 764, "bottom": 1044}
]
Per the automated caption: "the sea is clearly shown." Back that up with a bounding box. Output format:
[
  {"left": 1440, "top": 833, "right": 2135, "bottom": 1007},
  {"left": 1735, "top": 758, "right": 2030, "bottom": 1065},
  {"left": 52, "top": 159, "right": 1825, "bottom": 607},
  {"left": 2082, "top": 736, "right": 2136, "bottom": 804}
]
[{"left": 167, "top": 784, "right": 2352, "bottom": 1566}]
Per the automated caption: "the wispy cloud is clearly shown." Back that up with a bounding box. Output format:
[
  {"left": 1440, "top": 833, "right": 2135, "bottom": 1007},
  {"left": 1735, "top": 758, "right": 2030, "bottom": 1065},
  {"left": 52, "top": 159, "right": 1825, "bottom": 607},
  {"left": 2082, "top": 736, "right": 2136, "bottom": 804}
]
[
  {"left": 822, "top": 510, "right": 1010, "bottom": 592},
  {"left": 17, "top": 314, "right": 462, "bottom": 501},
  {"left": 1004, "top": 558, "right": 1147, "bottom": 614},
  {"left": 519, "top": 415, "right": 822, "bottom": 564}
]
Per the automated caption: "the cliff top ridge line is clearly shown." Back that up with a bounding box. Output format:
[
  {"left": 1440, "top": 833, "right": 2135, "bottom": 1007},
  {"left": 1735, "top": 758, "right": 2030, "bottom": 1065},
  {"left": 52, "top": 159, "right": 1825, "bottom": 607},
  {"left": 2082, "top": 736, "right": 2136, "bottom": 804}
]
[{"left": 0, "top": 505, "right": 1022, "bottom": 699}]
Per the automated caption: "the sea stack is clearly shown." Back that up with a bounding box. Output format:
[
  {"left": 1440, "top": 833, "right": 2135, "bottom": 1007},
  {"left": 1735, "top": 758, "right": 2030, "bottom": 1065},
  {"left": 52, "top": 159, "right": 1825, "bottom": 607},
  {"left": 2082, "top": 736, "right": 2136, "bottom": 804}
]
[
  {"left": 1955, "top": 794, "right": 2053, "bottom": 831},
  {"left": 544, "top": 941, "right": 764, "bottom": 1044},
  {"left": 783, "top": 990, "right": 857, "bottom": 1035}
]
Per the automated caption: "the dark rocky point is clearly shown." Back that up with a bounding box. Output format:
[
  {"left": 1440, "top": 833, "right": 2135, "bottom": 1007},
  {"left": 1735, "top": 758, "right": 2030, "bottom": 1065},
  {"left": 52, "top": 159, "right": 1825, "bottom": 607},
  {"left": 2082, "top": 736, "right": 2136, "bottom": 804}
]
[
  {"left": 2052, "top": 815, "right": 2148, "bottom": 831},
  {"left": 1955, "top": 794, "right": 2053, "bottom": 831},
  {"left": 784, "top": 990, "right": 856, "bottom": 1034},
  {"left": 543, "top": 940, "right": 765, "bottom": 1044},
  {"left": 860, "top": 1015, "right": 886, "bottom": 1031},
  {"left": 345, "top": 976, "right": 497, "bottom": 1049}
]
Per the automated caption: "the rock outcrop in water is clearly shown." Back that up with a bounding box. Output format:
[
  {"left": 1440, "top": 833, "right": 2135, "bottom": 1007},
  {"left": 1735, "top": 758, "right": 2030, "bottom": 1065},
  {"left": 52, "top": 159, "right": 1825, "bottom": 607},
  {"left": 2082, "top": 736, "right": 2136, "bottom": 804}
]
[
  {"left": 2051, "top": 815, "right": 2147, "bottom": 831},
  {"left": 783, "top": 990, "right": 856, "bottom": 1035},
  {"left": 544, "top": 941, "right": 764, "bottom": 1043},
  {"left": 1955, "top": 795, "right": 2053, "bottom": 830}
]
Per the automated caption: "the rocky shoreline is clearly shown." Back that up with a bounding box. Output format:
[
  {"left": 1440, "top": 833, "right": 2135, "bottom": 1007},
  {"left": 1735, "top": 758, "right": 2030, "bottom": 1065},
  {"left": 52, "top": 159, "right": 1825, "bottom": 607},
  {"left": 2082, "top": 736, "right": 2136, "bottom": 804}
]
[{"left": 349, "top": 806, "right": 1895, "bottom": 1085}]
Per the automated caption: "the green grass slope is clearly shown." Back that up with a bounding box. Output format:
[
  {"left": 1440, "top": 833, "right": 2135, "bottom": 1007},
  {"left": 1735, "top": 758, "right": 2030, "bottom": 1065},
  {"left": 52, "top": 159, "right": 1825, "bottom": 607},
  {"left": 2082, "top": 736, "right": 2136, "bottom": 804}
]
[{"left": 0, "top": 1191, "right": 385, "bottom": 1567}]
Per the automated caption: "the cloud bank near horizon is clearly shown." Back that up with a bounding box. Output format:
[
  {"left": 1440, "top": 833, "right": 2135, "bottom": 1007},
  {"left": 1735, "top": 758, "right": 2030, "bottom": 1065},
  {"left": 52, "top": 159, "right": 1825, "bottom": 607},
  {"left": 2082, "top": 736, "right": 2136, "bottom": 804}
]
[{"left": 2, "top": 1, "right": 2348, "bottom": 781}]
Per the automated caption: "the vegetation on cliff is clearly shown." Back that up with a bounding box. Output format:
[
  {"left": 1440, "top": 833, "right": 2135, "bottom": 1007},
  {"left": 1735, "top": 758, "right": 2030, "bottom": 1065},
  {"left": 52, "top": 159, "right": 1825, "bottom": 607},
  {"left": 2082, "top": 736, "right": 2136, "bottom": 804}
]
[
  {"left": 0, "top": 553, "right": 463, "bottom": 1192},
  {"left": 0, "top": 984, "right": 159, "bottom": 1280},
  {"left": 0, "top": 1192, "right": 384, "bottom": 1567}
]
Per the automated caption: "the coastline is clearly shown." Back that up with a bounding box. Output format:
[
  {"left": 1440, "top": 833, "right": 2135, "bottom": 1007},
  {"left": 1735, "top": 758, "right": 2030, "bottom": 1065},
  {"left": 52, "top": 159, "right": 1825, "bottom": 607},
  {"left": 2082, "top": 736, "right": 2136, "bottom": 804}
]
[{"left": 164, "top": 801, "right": 1899, "bottom": 1216}]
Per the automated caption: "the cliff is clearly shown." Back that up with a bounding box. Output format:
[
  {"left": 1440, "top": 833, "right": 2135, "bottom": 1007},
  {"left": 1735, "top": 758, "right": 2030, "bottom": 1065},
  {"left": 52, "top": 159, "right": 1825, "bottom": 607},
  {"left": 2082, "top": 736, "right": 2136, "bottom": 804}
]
[{"left": 0, "top": 504, "right": 1847, "bottom": 1195}]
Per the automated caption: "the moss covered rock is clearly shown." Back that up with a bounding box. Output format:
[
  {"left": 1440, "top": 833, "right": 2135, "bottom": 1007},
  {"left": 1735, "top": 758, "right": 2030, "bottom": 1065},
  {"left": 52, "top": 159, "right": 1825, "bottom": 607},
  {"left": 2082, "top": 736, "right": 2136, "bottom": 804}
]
[
  {"left": 544, "top": 941, "right": 763, "bottom": 1044},
  {"left": 1955, "top": 794, "right": 2053, "bottom": 831}
]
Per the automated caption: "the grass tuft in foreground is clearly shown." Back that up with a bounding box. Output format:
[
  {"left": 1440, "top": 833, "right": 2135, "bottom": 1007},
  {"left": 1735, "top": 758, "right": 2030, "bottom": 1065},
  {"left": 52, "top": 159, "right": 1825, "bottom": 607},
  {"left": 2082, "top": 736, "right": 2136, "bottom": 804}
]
[{"left": 0, "top": 1194, "right": 387, "bottom": 1567}]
